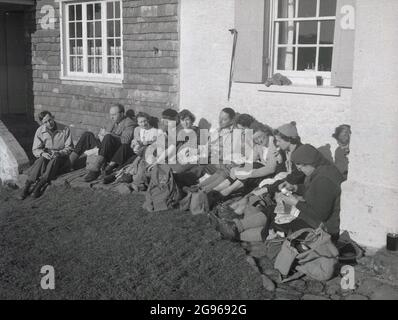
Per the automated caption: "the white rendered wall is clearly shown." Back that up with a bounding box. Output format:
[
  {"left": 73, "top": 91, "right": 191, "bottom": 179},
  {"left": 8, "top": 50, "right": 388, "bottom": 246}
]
[
  {"left": 180, "top": 0, "right": 352, "bottom": 152},
  {"left": 339, "top": 0, "right": 398, "bottom": 249}
]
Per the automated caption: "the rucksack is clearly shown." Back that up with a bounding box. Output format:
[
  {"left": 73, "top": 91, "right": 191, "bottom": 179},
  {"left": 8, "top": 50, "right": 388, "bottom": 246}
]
[
  {"left": 274, "top": 227, "right": 339, "bottom": 282},
  {"left": 143, "top": 164, "right": 182, "bottom": 212},
  {"left": 179, "top": 189, "right": 209, "bottom": 215}
]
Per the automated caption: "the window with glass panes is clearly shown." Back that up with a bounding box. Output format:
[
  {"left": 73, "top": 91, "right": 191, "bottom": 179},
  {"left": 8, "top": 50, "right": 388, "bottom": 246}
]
[
  {"left": 274, "top": 0, "right": 336, "bottom": 74},
  {"left": 65, "top": 1, "right": 122, "bottom": 80}
]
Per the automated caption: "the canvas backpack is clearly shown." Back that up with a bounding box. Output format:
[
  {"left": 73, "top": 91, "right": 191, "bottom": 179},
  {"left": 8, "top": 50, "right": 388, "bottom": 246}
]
[
  {"left": 274, "top": 227, "right": 339, "bottom": 282},
  {"left": 143, "top": 164, "right": 181, "bottom": 212},
  {"left": 179, "top": 190, "right": 209, "bottom": 215}
]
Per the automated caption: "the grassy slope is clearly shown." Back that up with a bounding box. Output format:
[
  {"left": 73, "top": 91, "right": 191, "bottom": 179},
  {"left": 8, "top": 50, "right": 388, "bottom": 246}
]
[{"left": 0, "top": 186, "right": 270, "bottom": 300}]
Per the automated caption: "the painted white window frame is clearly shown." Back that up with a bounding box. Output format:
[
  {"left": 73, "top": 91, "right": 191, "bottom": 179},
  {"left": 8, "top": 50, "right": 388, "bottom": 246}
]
[
  {"left": 59, "top": 0, "right": 123, "bottom": 83},
  {"left": 269, "top": 0, "right": 336, "bottom": 86}
]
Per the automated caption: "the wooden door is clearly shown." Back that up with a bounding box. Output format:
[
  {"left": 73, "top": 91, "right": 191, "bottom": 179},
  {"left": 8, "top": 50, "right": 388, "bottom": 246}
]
[{"left": 1, "top": 11, "right": 27, "bottom": 115}]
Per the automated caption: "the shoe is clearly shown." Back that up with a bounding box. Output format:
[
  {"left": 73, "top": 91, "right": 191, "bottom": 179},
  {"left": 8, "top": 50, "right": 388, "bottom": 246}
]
[
  {"left": 69, "top": 151, "right": 79, "bottom": 170},
  {"left": 208, "top": 212, "right": 221, "bottom": 231},
  {"left": 84, "top": 170, "right": 100, "bottom": 182},
  {"left": 18, "top": 181, "right": 34, "bottom": 200},
  {"left": 32, "top": 179, "right": 48, "bottom": 198},
  {"left": 103, "top": 174, "right": 116, "bottom": 185},
  {"left": 118, "top": 173, "right": 133, "bottom": 184},
  {"left": 104, "top": 164, "right": 117, "bottom": 176},
  {"left": 131, "top": 183, "right": 146, "bottom": 192},
  {"left": 217, "top": 219, "right": 240, "bottom": 242}
]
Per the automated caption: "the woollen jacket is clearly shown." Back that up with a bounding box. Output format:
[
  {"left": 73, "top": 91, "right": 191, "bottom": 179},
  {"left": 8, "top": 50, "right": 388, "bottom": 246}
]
[
  {"left": 295, "top": 164, "right": 344, "bottom": 236},
  {"left": 32, "top": 122, "right": 74, "bottom": 158},
  {"left": 105, "top": 116, "right": 136, "bottom": 144}
]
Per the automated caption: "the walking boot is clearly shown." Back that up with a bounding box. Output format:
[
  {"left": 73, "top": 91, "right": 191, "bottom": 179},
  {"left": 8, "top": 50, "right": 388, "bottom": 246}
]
[
  {"left": 32, "top": 178, "right": 48, "bottom": 198},
  {"left": 69, "top": 151, "right": 79, "bottom": 170},
  {"left": 18, "top": 181, "right": 34, "bottom": 200}
]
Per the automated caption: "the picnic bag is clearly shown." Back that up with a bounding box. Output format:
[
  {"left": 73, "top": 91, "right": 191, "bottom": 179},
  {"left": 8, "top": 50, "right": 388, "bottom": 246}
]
[
  {"left": 143, "top": 164, "right": 182, "bottom": 212},
  {"left": 274, "top": 227, "right": 339, "bottom": 282}
]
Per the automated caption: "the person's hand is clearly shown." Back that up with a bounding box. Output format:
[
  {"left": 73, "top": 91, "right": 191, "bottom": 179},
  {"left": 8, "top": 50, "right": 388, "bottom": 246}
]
[
  {"left": 51, "top": 151, "right": 61, "bottom": 159},
  {"left": 278, "top": 181, "right": 297, "bottom": 193},
  {"left": 280, "top": 194, "right": 299, "bottom": 207},
  {"left": 42, "top": 152, "right": 52, "bottom": 160},
  {"left": 98, "top": 128, "right": 107, "bottom": 142}
]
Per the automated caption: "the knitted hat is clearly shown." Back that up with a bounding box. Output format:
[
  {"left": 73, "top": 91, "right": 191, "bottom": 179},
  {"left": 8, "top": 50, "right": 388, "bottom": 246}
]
[
  {"left": 291, "top": 144, "right": 330, "bottom": 167},
  {"left": 276, "top": 121, "right": 299, "bottom": 138}
]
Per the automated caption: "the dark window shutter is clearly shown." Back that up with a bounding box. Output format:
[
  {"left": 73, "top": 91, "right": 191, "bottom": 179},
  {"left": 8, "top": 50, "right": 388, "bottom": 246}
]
[
  {"left": 331, "top": 0, "right": 356, "bottom": 88},
  {"left": 234, "top": 0, "right": 270, "bottom": 83}
]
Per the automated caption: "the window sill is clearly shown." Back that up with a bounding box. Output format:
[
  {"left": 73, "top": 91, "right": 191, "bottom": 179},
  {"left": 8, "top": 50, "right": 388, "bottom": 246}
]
[
  {"left": 258, "top": 85, "right": 341, "bottom": 97},
  {"left": 60, "top": 76, "right": 124, "bottom": 87}
]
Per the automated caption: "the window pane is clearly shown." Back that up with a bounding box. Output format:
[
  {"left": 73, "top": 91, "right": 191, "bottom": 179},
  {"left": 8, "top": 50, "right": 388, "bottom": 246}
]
[
  {"left": 278, "top": 21, "right": 296, "bottom": 45},
  {"left": 108, "top": 39, "right": 115, "bottom": 55},
  {"left": 297, "top": 47, "right": 316, "bottom": 70},
  {"left": 95, "top": 3, "right": 101, "bottom": 20},
  {"left": 115, "top": 39, "right": 121, "bottom": 56},
  {"left": 115, "top": 20, "right": 120, "bottom": 37},
  {"left": 70, "top": 40, "right": 76, "bottom": 54},
  {"left": 96, "top": 39, "right": 102, "bottom": 55},
  {"left": 320, "top": 0, "right": 337, "bottom": 17},
  {"left": 115, "top": 2, "right": 120, "bottom": 19},
  {"left": 277, "top": 0, "right": 296, "bottom": 19},
  {"left": 76, "top": 4, "right": 82, "bottom": 20},
  {"left": 320, "top": 21, "right": 335, "bottom": 44},
  {"left": 277, "top": 47, "right": 296, "bottom": 70},
  {"left": 77, "top": 57, "right": 83, "bottom": 72},
  {"left": 107, "top": 2, "right": 114, "bottom": 19},
  {"left": 107, "top": 21, "right": 114, "bottom": 37},
  {"left": 96, "top": 58, "right": 102, "bottom": 73},
  {"left": 319, "top": 47, "right": 333, "bottom": 71},
  {"left": 76, "top": 22, "right": 82, "bottom": 38},
  {"left": 298, "top": 21, "right": 317, "bottom": 44},
  {"left": 87, "top": 4, "right": 94, "bottom": 21},
  {"left": 87, "top": 22, "right": 94, "bottom": 38},
  {"left": 95, "top": 21, "right": 102, "bottom": 37},
  {"left": 297, "top": 0, "right": 317, "bottom": 18},
  {"left": 88, "top": 40, "right": 94, "bottom": 55},
  {"left": 69, "top": 23, "right": 75, "bottom": 38},
  {"left": 70, "top": 56, "right": 76, "bottom": 72},
  {"left": 108, "top": 57, "right": 115, "bottom": 73},
  {"left": 69, "top": 5, "right": 75, "bottom": 21},
  {"left": 116, "top": 57, "right": 121, "bottom": 74},
  {"left": 76, "top": 40, "right": 83, "bottom": 55},
  {"left": 88, "top": 57, "right": 94, "bottom": 73}
]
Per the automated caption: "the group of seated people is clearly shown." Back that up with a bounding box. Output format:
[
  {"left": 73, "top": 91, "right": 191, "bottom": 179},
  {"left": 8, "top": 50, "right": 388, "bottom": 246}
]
[{"left": 19, "top": 104, "right": 351, "bottom": 244}]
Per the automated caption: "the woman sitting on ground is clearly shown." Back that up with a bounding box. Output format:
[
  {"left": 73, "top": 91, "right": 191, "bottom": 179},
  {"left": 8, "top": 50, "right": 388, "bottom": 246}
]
[
  {"left": 196, "top": 113, "right": 256, "bottom": 193},
  {"left": 214, "top": 123, "right": 278, "bottom": 197},
  {"left": 332, "top": 124, "right": 351, "bottom": 180},
  {"left": 229, "top": 121, "right": 305, "bottom": 215},
  {"left": 103, "top": 112, "right": 159, "bottom": 185},
  {"left": 170, "top": 109, "right": 201, "bottom": 174},
  {"left": 213, "top": 144, "right": 343, "bottom": 243}
]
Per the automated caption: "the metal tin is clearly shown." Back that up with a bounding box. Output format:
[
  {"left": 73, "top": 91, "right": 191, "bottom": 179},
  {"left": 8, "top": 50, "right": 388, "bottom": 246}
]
[{"left": 386, "top": 233, "right": 398, "bottom": 251}]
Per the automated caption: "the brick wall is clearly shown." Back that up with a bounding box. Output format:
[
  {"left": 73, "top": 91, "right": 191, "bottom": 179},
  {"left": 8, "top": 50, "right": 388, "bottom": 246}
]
[{"left": 32, "top": 0, "right": 179, "bottom": 139}]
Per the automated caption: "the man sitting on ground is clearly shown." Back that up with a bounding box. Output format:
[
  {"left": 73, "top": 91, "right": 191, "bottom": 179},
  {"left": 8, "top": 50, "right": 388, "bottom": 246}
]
[
  {"left": 69, "top": 104, "right": 135, "bottom": 182},
  {"left": 19, "top": 111, "right": 73, "bottom": 199}
]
